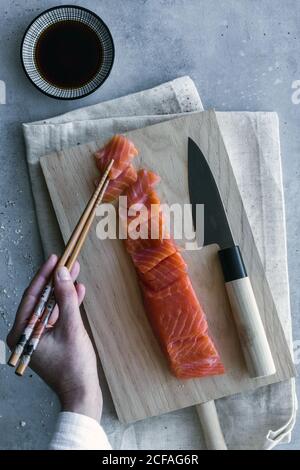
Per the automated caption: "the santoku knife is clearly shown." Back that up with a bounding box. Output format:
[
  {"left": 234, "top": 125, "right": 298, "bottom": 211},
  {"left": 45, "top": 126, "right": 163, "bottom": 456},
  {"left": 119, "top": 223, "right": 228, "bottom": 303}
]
[{"left": 188, "top": 137, "right": 276, "bottom": 378}]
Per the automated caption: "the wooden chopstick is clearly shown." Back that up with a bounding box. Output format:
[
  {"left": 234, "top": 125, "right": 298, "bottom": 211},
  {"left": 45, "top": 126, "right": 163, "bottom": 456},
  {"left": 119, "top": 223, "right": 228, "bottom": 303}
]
[
  {"left": 15, "top": 177, "right": 110, "bottom": 376},
  {"left": 8, "top": 160, "right": 113, "bottom": 374}
]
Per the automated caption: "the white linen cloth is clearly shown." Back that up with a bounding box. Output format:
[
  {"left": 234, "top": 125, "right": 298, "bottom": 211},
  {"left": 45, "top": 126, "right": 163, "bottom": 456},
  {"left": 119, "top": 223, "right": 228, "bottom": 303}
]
[
  {"left": 23, "top": 76, "right": 296, "bottom": 450},
  {"left": 49, "top": 412, "right": 111, "bottom": 450}
]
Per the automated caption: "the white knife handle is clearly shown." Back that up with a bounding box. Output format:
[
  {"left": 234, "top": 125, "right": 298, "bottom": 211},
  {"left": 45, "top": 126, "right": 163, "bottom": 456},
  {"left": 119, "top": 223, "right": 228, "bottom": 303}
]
[
  {"left": 196, "top": 401, "right": 227, "bottom": 450},
  {"left": 219, "top": 246, "right": 276, "bottom": 378}
]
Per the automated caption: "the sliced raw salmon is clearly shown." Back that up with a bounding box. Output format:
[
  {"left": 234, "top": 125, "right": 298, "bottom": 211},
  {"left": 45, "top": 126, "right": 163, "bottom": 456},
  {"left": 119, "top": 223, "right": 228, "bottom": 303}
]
[
  {"left": 119, "top": 190, "right": 162, "bottom": 239},
  {"left": 126, "top": 169, "right": 160, "bottom": 206},
  {"left": 139, "top": 252, "right": 187, "bottom": 291},
  {"left": 95, "top": 164, "right": 137, "bottom": 202},
  {"left": 140, "top": 210, "right": 166, "bottom": 240},
  {"left": 94, "top": 134, "right": 138, "bottom": 180},
  {"left": 93, "top": 138, "right": 226, "bottom": 380},
  {"left": 126, "top": 190, "right": 161, "bottom": 229},
  {"left": 125, "top": 236, "right": 177, "bottom": 274},
  {"left": 141, "top": 275, "right": 225, "bottom": 378}
]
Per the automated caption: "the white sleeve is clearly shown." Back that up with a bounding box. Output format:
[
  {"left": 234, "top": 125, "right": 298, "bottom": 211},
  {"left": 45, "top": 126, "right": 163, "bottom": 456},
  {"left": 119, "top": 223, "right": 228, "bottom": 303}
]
[{"left": 49, "top": 411, "right": 112, "bottom": 450}]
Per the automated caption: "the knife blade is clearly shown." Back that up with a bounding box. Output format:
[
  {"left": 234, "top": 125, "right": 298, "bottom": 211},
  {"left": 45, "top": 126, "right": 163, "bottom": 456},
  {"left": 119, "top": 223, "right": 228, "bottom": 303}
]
[
  {"left": 188, "top": 137, "right": 276, "bottom": 378},
  {"left": 188, "top": 137, "right": 234, "bottom": 250}
]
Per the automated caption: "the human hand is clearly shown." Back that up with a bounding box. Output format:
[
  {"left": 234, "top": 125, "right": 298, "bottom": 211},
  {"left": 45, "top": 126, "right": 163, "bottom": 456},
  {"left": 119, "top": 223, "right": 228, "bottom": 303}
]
[{"left": 7, "top": 254, "right": 102, "bottom": 422}]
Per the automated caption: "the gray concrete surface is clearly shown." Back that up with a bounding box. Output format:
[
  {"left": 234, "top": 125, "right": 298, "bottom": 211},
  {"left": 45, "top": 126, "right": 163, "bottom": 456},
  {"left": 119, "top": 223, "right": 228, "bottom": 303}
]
[{"left": 0, "top": 0, "right": 299, "bottom": 450}]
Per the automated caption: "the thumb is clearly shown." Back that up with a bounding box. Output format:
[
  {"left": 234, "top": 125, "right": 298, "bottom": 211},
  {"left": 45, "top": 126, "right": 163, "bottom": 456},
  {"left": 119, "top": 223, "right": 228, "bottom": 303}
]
[{"left": 54, "top": 266, "right": 82, "bottom": 328}]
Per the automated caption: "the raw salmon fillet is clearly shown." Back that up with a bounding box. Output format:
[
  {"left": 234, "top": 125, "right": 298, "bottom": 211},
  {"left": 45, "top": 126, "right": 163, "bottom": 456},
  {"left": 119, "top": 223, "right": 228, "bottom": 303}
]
[
  {"left": 141, "top": 275, "right": 225, "bottom": 378},
  {"left": 139, "top": 252, "right": 187, "bottom": 291},
  {"left": 94, "top": 134, "right": 138, "bottom": 180},
  {"left": 126, "top": 237, "right": 177, "bottom": 274},
  {"left": 95, "top": 164, "right": 137, "bottom": 202},
  {"left": 92, "top": 152, "right": 225, "bottom": 380}
]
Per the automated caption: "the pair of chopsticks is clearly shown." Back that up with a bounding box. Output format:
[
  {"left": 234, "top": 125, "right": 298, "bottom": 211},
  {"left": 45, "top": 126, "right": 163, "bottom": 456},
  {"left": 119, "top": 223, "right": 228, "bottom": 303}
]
[{"left": 8, "top": 160, "right": 114, "bottom": 376}]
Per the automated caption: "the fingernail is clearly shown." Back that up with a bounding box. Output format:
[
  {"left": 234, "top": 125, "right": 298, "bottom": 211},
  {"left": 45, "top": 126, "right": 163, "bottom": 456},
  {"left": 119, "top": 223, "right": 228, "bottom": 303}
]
[
  {"left": 49, "top": 253, "right": 57, "bottom": 262},
  {"left": 56, "top": 266, "right": 71, "bottom": 281}
]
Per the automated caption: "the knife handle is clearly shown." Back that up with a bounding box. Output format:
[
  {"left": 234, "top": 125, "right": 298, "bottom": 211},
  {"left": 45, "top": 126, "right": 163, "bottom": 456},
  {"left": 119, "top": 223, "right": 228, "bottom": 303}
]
[{"left": 218, "top": 246, "right": 276, "bottom": 378}]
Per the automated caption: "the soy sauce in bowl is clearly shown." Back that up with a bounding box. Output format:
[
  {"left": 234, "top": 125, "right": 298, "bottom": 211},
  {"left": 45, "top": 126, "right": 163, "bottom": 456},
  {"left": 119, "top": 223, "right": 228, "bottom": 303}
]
[
  {"left": 35, "top": 20, "right": 103, "bottom": 89},
  {"left": 21, "top": 6, "right": 114, "bottom": 99}
]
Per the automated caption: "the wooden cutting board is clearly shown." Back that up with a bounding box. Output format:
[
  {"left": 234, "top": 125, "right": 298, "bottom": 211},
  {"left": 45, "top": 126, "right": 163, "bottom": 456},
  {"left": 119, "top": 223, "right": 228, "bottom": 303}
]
[{"left": 41, "top": 110, "right": 295, "bottom": 423}]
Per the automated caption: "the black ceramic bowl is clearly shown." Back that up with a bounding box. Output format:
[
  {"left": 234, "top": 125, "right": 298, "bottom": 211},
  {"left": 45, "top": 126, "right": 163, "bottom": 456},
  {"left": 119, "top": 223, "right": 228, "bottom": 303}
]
[{"left": 21, "top": 5, "right": 114, "bottom": 99}]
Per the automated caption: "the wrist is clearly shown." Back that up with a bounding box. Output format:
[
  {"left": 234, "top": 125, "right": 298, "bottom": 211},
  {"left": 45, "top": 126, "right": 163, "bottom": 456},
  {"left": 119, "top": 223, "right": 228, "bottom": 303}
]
[{"left": 60, "top": 384, "right": 103, "bottom": 422}]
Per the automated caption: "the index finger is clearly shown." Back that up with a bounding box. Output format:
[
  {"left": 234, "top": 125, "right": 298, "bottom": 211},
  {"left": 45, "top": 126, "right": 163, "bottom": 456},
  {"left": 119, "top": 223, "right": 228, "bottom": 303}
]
[{"left": 23, "top": 254, "right": 58, "bottom": 302}]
